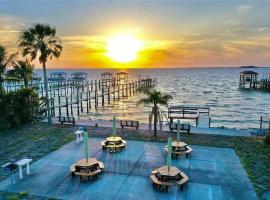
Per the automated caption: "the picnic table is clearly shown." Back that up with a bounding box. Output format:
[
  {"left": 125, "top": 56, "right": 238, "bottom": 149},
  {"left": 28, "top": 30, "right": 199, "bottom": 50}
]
[
  {"left": 71, "top": 157, "right": 104, "bottom": 182},
  {"left": 165, "top": 141, "right": 193, "bottom": 159},
  {"left": 101, "top": 136, "right": 126, "bottom": 152},
  {"left": 77, "top": 158, "right": 98, "bottom": 167},
  {"left": 150, "top": 165, "right": 189, "bottom": 192},
  {"left": 74, "top": 130, "right": 84, "bottom": 143}
]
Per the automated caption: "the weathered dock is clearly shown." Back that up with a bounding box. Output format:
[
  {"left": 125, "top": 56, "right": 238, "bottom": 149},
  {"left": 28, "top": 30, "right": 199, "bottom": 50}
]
[{"left": 4, "top": 72, "right": 157, "bottom": 120}]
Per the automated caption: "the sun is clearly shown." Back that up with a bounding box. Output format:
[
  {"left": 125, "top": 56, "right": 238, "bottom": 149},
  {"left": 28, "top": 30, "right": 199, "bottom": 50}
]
[{"left": 106, "top": 34, "right": 143, "bottom": 63}]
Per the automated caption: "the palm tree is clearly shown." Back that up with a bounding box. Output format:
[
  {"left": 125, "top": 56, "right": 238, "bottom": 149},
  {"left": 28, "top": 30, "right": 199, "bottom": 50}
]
[
  {"left": 6, "top": 59, "right": 34, "bottom": 87},
  {"left": 18, "top": 24, "right": 63, "bottom": 124},
  {"left": 0, "top": 45, "right": 17, "bottom": 91},
  {"left": 137, "top": 88, "right": 172, "bottom": 137}
]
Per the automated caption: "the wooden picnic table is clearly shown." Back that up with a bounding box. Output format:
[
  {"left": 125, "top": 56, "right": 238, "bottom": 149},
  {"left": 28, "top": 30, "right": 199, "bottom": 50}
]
[
  {"left": 156, "top": 166, "right": 181, "bottom": 178},
  {"left": 106, "top": 136, "right": 122, "bottom": 143},
  {"left": 171, "top": 141, "right": 187, "bottom": 149},
  {"left": 77, "top": 158, "right": 98, "bottom": 167},
  {"left": 151, "top": 165, "right": 189, "bottom": 192}
]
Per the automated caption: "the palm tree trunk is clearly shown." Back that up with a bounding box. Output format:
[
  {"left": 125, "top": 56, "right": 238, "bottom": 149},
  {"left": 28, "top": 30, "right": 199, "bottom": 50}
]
[
  {"left": 24, "top": 78, "right": 28, "bottom": 88},
  {"left": 153, "top": 104, "right": 158, "bottom": 137},
  {"left": 0, "top": 74, "right": 3, "bottom": 91},
  {"left": 42, "top": 62, "right": 52, "bottom": 124}
]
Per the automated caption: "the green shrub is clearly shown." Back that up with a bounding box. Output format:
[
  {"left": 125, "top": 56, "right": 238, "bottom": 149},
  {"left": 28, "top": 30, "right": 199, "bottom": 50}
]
[
  {"left": 0, "top": 88, "right": 39, "bottom": 130},
  {"left": 265, "top": 133, "right": 270, "bottom": 145}
]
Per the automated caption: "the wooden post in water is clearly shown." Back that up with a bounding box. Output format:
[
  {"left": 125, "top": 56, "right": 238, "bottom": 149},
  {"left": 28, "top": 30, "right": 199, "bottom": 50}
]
[
  {"left": 58, "top": 96, "right": 61, "bottom": 117},
  {"left": 102, "top": 88, "right": 104, "bottom": 107},
  {"left": 95, "top": 89, "right": 97, "bottom": 109},
  {"left": 118, "top": 85, "right": 120, "bottom": 100},
  {"left": 80, "top": 93, "right": 83, "bottom": 112},
  {"left": 70, "top": 94, "right": 73, "bottom": 116},
  {"left": 77, "top": 88, "right": 80, "bottom": 118},
  {"left": 107, "top": 87, "right": 110, "bottom": 104},
  {"left": 66, "top": 96, "right": 69, "bottom": 117}
]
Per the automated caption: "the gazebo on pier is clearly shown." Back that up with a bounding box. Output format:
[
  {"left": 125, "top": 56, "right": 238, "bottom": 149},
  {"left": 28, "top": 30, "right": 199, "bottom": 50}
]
[
  {"left": 116, "top": 72, "right": 128, "bottom": 85},
  {"left": 101, "top": 72, "right": 113, "bottom": 86},
  {"left": 70, "top": 72, "right": 87, "bottom": 81},
  {"left": 239, "top": 71, "right": 258, "bottom": 89}
]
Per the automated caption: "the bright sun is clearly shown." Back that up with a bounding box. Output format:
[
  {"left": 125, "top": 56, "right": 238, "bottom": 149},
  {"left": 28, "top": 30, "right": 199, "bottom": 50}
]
[{"left": 106, "top": 34, "right": 143, "bottom": 63}]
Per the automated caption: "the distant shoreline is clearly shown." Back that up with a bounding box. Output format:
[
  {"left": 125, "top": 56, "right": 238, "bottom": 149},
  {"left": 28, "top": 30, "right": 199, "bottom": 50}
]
[{"left": 240, "top": 66, "right": 259, "bottom": 68}]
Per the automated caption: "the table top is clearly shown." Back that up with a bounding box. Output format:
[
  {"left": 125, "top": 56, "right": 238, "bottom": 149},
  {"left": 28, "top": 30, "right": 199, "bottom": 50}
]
[
  {"left": 171, "top": 141, "right": 187, "bottom": 148},
  {"left": 77, "top": 158, "right": 98, "bottom": 167},
  {"left": 106, "top": 136, "right": 122, "bottom": 142},
  {"left": 156, "top": 166, "right": 181, "bottom": 177},
  {"left": 74, "top": 130, "right": 84, "bottom": 134},
  {"left": 15, "top": 158, "right": 32, "bottom": 166}
]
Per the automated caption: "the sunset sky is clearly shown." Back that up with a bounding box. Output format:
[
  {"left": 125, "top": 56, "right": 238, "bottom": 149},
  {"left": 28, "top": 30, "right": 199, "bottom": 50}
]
[{"left": 1, "top": 0, "right": 270, "bottom": 68}]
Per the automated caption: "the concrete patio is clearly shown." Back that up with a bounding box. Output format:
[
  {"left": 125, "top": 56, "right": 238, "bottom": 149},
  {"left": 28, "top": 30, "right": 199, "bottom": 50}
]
[{"left": 0, "top": 138, "right": 257, "bottom": 200}]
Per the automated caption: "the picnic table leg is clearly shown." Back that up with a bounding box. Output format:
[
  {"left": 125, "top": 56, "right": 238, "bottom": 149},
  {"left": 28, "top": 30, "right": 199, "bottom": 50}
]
[
  {"left": 80, "top": 133, "right": 83, "bottom": 142},
  {"left": 26, "top": 163, "right": 30, "bottom": 175},
  {"left": 18, "top": 166, "right": 23, "bottom": 179},
  {"left": 76, "top": 134, "right": 80, "bottom": 143}
]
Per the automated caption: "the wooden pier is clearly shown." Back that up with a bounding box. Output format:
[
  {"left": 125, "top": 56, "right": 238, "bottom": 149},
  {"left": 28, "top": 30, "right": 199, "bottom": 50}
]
[{"left": 4, "top": 73, "right": 157, "bottom": 120}]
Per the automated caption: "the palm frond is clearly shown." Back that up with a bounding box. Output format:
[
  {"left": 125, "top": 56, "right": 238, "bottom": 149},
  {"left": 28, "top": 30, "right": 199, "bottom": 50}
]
[{"left": 137, "top": 98, "right": 151, "bottom": 106}]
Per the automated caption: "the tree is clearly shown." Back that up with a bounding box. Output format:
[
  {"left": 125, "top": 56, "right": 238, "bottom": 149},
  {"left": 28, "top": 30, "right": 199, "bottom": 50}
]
[
  {"left": 6, "top": 59, "right": 34, "bottom": 87},
  {"left": 137, "top": 88, "right": 172, "bottom": 137},
  {"left": 0, "top": 45, "right": 17, "bottom": 91},
  {"left": 18, "top": 23, "right": 63, "bottom": 124}
]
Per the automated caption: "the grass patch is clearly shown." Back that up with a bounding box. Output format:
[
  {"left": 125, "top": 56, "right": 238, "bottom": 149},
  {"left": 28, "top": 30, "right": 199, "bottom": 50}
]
[
  {"left": 0, "top": 123, "right": 269, "bottom": 200},
  {"left": 0, "top": 123, "right": 76, "bottom": 182}
]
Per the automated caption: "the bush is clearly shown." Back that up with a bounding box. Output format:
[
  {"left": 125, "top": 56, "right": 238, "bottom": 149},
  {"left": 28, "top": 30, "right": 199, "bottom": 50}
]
[
  {"left": 0, "top": 88, "right": 39, "bottom": 130},
  {"left": 265, "top": 133, "right": 270, "bottom": 145}
]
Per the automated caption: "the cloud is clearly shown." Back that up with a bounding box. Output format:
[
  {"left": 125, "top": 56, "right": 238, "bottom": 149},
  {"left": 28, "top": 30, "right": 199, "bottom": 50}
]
[
  {"left": 236, "top": 5, "right": 253, "bottom": 14},
  {"left": 257, "top": 27, "right": 270, "bottom": 32},
  {"left": 0, "top": 15, "right": 27, "bottom": 50},
  {"left": 226, "top": 20, "right": 240, "bottom": 25}
]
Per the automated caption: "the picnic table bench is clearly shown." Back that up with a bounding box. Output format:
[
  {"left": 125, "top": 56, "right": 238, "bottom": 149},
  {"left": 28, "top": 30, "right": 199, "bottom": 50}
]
[
  {"left": 177, "top": 172, "right": 189, "bottom": 190},
  {"left": 59, "top": 116, "right": 76, "bottom": 125},
  {"left": 150, "top": 175, "right": 173, "bottom": 193},
  {"left": 120, "top": 120, "right": 139, "bottom": 129}
]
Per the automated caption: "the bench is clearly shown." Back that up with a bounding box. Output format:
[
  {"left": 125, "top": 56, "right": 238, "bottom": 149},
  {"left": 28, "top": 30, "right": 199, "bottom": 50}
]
[
  {"left": 106, "top": 144, "right": 125, "bottom": 152},
  {"left": 185, "top": 146, "right": 193, "bottom": 158},
  {"left": 101, "top": 141, "right": 106, "bottom": 150},
  {"left": 170, "top": 123, "right": 190, "bottom": 134},
  {"left": 150, "top": 175, "right": 173, "bottom": 193},
  {"left": 70, "top": 164, "right": 76, "bottom": 176},
  {"left": 177, "top": 173, "right": 189, "bottom": 191},
  {"left": 75, "top": 169, "right": 102, "bottom": 182},
  {"left": 59, "top": 116, "right": 76, "bottom": 125},
  {"left": 120, "top": 120, "right": 139, "bottom": 129},
  {"left": 151, "top": 170, "right": 158, "bottom": 175},
  {"left": 74, "top": 165, "right": 102, "bottom": 182},
  {"left": 97, "top": 162, "right": 105, "bottom": 173},
  {"left": 102, "top": 140, "right": 126, "bottom": 152}
]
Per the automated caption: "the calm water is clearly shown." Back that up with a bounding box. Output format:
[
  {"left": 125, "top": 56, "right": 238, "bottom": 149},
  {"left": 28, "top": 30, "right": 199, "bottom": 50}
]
[{"left": 37, "top": 68, "right": 270, "bottom": 130}]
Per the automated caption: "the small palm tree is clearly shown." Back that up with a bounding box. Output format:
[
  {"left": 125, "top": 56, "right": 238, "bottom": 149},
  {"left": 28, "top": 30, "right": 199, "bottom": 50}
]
[
  {"left": 6, "top": 59, "right": 34, "bottom": 87},
  {"left": 0, "top": 45, "right": 17, "bottom": 91},
  {"left": 18, "top": 23, "right": 63, "bottom": 124},
  {"left": 138, "top": 88, "right": 172, "bottom": 137}
]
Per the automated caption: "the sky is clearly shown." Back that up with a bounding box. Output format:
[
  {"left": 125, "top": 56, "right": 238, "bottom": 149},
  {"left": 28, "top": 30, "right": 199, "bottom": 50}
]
[{"left": 0, "top": 0, "right": 270, "bottom": 69}]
